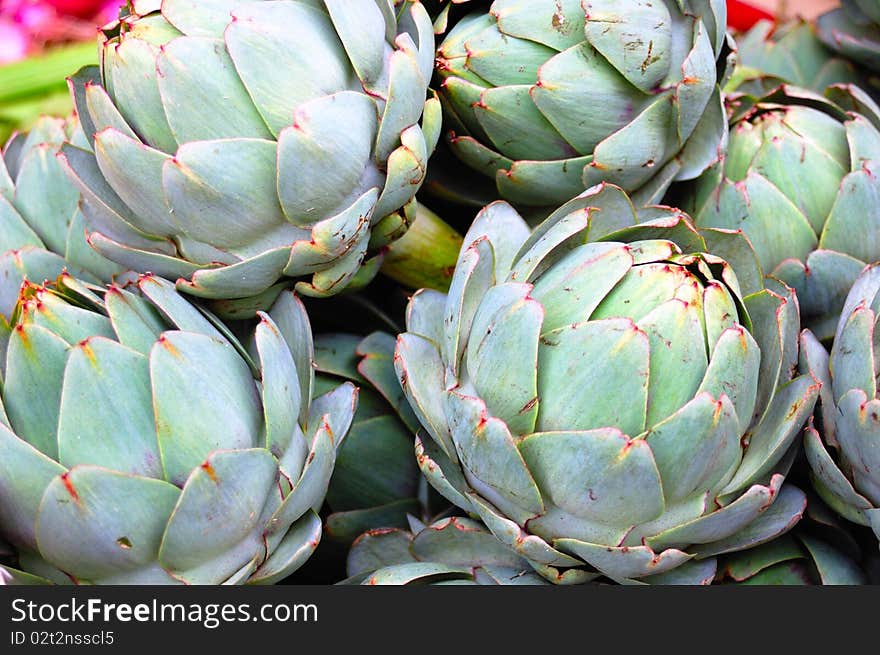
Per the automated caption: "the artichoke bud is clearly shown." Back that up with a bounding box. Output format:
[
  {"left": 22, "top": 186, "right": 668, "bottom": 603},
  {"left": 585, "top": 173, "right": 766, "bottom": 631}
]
[
  {"left": 432, "top": 0, "right": 731, "bottom": 208},
  {"left": 732, "top": 18, "right": 877, "bottom": 98},
  {"left": 683, "top": 83, "right": 880, "bottom": 341},
  {"left": 395, "top": 183, "right": 819, "bottom": 584},
  {"left": 0, "top": 273, "right": 357, "bottom": 585},
  {"left": 800, "top": 264, "right": 880, "bottom": 544},
  {"left": 63, "top": 0, "right": 440, "bottom": 306},
  {"left": 817, "top": 0, "right": 880, "bottom": 74}
]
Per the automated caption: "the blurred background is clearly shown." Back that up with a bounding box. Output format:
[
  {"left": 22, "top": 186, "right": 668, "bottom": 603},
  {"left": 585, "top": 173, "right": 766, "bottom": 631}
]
[
  {"left": 726, "top": 1, "right": 840, "bottom": 30},
  {"left": 744, "top": 0, "right": 839, "bottom": 20},
  {"left": 0, "top": 1, "right": 123, "bottom": 141},
  {"left": 0, "top": 1, "right": 121, "bottom": 63}
]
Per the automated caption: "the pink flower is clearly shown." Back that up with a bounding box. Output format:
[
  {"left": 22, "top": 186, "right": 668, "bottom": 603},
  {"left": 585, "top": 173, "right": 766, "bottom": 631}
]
[
  {"left": 96, "top": 0, "right": 122, "bottom": 24},
  {"left": 41, "top": 1, "right": 111, "bottom": 20},
  {"left": 0, "top": 18, "right": 29, "bottom": 64},
  {"left": 0, "top": 0, "right": 124, "bottom": 62},
  {"left": 13, "top": 2, "right": 57, "bottom": 32}
]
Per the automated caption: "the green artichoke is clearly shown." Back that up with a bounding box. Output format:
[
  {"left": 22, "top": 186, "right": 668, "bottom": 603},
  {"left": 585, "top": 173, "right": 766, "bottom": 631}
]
[
  {"left": 60, "top": 0, "right": 440, "bottom": 307},
  {"left": 395, "top": 183, "right": 818, "bottom": 584},
  {"left": 314, "top": 332, "right": 425, "bottom": 544},
  {"left": 1, "top": 116, "right": 124, "bottom": 317},
  {"left": 434, "top": 0, "right": 733, "bottom": 208},
  {"left": 818, "top": 0, "right": 880, "bottom": 73},
  {"left": 683, "top": 84, "right": 880, "bottom": 341},
  {"left": 733, "top": 19, "right": 877, "bottom": 97},
  {"left": 344, "top": 516, "right": 547, "bottom": 585},
  {"left": 800, "top": 264, "right": 880, "bottom": 545},
  {"left": 0, "top": 274, "right": 357, "bottom": 584}
]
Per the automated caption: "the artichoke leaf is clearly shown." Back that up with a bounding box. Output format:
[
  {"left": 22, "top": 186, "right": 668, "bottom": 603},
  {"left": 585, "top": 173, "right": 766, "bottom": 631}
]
[
  {"left": 150, "top": 331, "right": 262, "bottom": 486},
  {"left": 159, "top": 449, "right": 276, "bottom": 584},
  {"left": 35, "top": 466, "right": 180, "bottom": 582}
]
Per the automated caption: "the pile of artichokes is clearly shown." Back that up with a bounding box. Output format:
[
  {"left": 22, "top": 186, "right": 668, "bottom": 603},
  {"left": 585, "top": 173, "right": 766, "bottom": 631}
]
[{"left": 1, "top": 0, "right": 880, "bottom": 586}]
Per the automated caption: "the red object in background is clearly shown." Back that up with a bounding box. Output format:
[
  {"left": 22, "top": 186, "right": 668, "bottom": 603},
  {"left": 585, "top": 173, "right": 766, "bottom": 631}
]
[
  {"left": 0, "top": 1, "right": 124, "bottom": 64},
  {"left": 42, "top": 0, "right": 108, "bottom": 19},
  {"left": 727, "top": 0, "right": 776, "bottom": 31}
]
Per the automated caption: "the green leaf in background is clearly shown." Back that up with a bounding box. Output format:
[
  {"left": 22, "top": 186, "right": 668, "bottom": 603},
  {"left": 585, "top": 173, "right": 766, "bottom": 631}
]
[{"left": 0, "top": 41, "right": 98, "bottom": 143}]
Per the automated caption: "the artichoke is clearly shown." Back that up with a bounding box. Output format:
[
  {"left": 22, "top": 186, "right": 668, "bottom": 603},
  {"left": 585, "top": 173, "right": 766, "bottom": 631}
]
[
  {"left": 0, "top": 274, "right": 357, "bottom": 584},
  {"left": 434, "top": 0, "right": 733, "bottom": 208},
  {"left": 344, "top": 516, "right": 547, "bottom": 585},
  {"left": 733, "top": 19, "right": 877, "bottom": 97},
  {"left": 314, "top": 332, "right": 425, "bottom": 544},
  {"left": 395, "top": 183, "right": 818, "bottom": 584},
  {"left": 818, "top": 0, "right": 880, "bottom": 73},
  {"left": 800, "top": 264, "right": 880, "bottom": 545},
  {"left": 60, "top": 0, "right": 440, "bottom": 307},
  {"left": 683, "top": 84, "right": 880, "bottom": 341},
  {"left": 1, "top": 115, "right": 123, "bottom": 317}
]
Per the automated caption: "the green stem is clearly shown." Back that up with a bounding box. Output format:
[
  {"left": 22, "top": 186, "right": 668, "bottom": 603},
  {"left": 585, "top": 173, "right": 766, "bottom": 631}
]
[
  {"left": 380, "top": 203, "right": 463, "bottom": 293},
  {"left": 0, "top": 41, "right": 98, "bottom": 105}
]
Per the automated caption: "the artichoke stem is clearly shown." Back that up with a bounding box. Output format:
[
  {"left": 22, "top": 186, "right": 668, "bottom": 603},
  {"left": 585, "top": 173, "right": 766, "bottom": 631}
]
[{"left": 380, "top": 202, "right": 463, "bottom": 293}]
